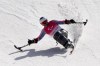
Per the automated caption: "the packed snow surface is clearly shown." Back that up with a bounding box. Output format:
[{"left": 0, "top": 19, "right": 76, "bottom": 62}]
[{"left": 0, "top": 0, "right": 100, "bottom": 66}]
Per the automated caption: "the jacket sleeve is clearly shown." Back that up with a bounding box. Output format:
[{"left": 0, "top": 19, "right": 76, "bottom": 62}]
[
  {"left": 36, "top": 29, "right": 46, "bottom": 41},
  {"left": 54, "top": 19, "right": 71, "bottom": 24}
]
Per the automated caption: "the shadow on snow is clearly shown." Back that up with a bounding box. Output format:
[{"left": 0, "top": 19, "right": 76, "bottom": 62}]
[{"left": 13, "top": 47, "right": 67, "bottom": 60}]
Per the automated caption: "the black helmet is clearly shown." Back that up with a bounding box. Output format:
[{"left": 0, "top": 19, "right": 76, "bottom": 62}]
[{"left": 39, "top": 17, "right": 47, "bottom": 24}]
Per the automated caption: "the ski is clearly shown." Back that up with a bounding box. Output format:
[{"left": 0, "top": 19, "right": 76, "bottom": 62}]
[
  {"left": 14, "top": 44, "right": 29, "bottom": 51},
  {"left": 14, "top": 45, "right": 23, "bottom": 51},
  {"left": 69, "top": 43, "right": 75, "bottom": 55},
  {"left": 75, "top": 19, "right": 88, "bottom": 26}
]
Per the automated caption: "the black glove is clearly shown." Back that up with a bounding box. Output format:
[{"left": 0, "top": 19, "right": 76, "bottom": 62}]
[
  {"left": 65, "top": 19, "right": 71, "bottom": 24},
  {"left": 28, "top": 39, "right": 34, "bottom": 45},
  {"left": 70, "top": 19, "right": 76, "bottom": 23},
  {"left": 28, "top": 38, "right": 38, "bottom": 45}
]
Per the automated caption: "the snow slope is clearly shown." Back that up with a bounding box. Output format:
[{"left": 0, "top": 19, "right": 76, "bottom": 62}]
[{"left": 0, "top": 0, "right": 100, "bottom": 66}]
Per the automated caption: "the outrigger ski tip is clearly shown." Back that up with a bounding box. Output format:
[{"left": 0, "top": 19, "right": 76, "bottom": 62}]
[
  {"left": 14, "top": 45, "right": 23, "bottom": 51},
  {"left": 83, "top": 19, "right": 88, "bottom": 26},
  {"left": 14, "top": 44, "right": 29, "bottom": 51}
]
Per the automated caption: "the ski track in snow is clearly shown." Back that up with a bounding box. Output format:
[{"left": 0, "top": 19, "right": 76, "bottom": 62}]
[{"left": 0, "top": 0, "right": 100, "bottom": 66}]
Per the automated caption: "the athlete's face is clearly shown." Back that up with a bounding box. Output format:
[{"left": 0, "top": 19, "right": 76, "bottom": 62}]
[{"left": 41, "top": 20, "right": 48, "bottom": 26}]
